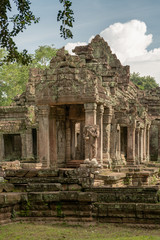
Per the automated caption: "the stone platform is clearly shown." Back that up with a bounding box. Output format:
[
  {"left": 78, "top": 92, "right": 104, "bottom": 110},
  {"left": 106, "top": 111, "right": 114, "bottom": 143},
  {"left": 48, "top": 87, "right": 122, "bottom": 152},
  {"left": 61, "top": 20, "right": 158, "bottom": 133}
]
[{"left": 0, "top": 167, "right": 160, "bottom": 225}]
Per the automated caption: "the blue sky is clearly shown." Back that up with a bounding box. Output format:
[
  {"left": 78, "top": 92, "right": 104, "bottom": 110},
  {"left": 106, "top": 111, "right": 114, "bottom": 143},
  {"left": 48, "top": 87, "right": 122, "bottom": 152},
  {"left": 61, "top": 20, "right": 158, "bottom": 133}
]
[{"left": 13, "top": 0, "right": 160, "bottom": 83}]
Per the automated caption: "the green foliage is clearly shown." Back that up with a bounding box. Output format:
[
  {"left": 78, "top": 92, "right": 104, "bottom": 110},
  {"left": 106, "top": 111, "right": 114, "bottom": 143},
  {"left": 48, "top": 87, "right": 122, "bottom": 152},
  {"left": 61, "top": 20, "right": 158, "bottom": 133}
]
[
  {"left": 0, "top": 59, "right": 30, "bottom": 105},
  {"left": 0, "top": 0, "right": 39, "bottom": 64},
  {"left": 19, "top": 201, "right": 31, "bottom": 217},
  {"left": 56, "top": 202, "right": 64, "bottom": 217},
  {"left": 0, "top": 1, "right": 74, "bottom": 64},
  {"left": 0, "top": 45, "right": 57, "bottom": 106},
  {"left": 57, "top": 0, "right": 74, "bottom": 39},
  {"left": 32, "top": 45, "right": 58, "bottom": 68},
  {"left": 130, "top": 72, "right": 159, "bottom": 90}
]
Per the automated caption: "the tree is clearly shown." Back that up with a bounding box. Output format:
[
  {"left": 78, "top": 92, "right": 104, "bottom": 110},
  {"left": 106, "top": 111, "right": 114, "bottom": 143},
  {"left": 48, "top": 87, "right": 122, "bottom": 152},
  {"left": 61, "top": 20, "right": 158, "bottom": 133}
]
[
  {"left": 0, "top": 0, "right": 74, "bottom": 64},
  {"left": 0, "top": 0, "right": 39, "bottom": 64},
  {"left": 0, "top": 45, "right": 57, "bottom": 105},
  {"left": 130, "top": 72, "right": 159, "bottom": 90},
  {"left": 57, "top": 0, "right": 74, "bottom": 39},
  {"left": 32, "top": 45, "right": 58, "bottom": 69}
]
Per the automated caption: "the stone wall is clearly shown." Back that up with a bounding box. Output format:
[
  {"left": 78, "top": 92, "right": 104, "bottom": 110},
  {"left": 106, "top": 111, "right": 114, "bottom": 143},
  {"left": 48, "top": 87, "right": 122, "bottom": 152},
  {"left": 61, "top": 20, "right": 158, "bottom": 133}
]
[{"left": 0, "top": 169, "right": 160, "bottom": 225}]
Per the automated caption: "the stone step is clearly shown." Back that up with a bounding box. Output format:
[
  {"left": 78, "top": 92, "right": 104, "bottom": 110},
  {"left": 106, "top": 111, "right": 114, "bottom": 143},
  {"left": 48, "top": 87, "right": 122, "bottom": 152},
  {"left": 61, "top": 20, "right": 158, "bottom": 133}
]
[
  {"left": 96, "top": 172, "right": 126, "bottom": 187},
  {"left": 66, "top": 160, "right": 84, "bottom": 168}
]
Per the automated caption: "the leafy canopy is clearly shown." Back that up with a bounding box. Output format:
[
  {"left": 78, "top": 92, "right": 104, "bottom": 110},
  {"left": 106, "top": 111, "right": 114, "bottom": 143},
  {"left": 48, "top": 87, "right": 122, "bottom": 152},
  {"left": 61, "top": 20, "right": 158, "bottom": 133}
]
[
  {"left": 0, "top": 0, "right": 74, "bottom": 64},
  {"left": 130, "top": 72, "right": 159, "bottom": 90},
  {"left": 57, "top": 0, "right": 74, "bottom": 39},
  {"left": 0, "top": 0, "right": 39, "bottom": 64},
  {"left": 0, "top": 45, "right": 57, "bottom": 106}
]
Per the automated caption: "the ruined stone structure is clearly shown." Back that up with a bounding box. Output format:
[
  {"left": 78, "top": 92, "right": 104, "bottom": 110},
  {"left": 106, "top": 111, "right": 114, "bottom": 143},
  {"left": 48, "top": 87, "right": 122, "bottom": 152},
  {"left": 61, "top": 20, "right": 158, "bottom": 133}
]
[
  {"left": 0, "top": 35, "right": 159, "bottom": 169},
  {"left": 1, "top": 35, "right": 160, "bottom": 225}
]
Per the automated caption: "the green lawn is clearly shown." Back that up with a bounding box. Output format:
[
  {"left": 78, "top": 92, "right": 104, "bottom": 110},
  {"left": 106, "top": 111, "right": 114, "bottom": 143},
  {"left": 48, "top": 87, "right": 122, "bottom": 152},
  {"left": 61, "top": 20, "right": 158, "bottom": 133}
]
[{"left": 0, "top": 222, "right": 159, "bottom": 240}]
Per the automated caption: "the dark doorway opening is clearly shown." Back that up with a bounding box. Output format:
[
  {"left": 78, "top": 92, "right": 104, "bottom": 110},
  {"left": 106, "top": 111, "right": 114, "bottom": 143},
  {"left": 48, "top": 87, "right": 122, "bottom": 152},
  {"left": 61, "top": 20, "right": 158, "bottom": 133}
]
[
  {"left": 32, "top": 128, "right": 37, "bottom": 159},
  {"left": 3, "top": 134, "right": 22, "bottom": 161},
  {"left": 150, "top": 125, "right": 158, "bottom": 161}
]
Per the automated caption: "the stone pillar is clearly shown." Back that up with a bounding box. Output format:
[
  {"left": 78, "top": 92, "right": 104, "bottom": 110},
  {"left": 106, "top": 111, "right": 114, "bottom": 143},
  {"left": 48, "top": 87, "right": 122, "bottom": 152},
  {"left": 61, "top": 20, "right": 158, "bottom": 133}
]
[
  {"left": 146, "top": 124, "right": 150, "bottom": 162},
  {"left": 0, "top": 134, "right": 4, "bottom": 161},
  {"left": 116, "top": 124, "right": 121, "bottom": 161},
  {"left": 21, "top": 133, "right": 26, "bottom": 159},
  {"left": 25, "top": 128, "right": 33, "bottom": 159},
  {"left": 38, "top": 105, "right": 50, "bottom": 168},
  {"left": 66, "top": 119, "right": 71, "bottom": 163},
  {"left": 84, "top": 103, "right": 97, "bottom": 162},
  {"left": 135, "top": 128, "right": 140, "bottom": 164},
  {"left": 84, "top": 103, "right": 97, "bottom": 125},
  {"left": 139, "top": 128, "right": 144, "bottom": 163},
  {"left": 49, "top": 106, "right": 57, "bottom": 168},
  {"left": 97, "top": 105, "right": 104, "bottom": 164},
  {"left": 143, "top": 126, "right": 147, "bottom": 162},
  {"left": 71, "top": 121, "right": 76, "bottom": 160},
  {"left": 127, "top": 126, "right": 135, "bottom": 165},
  {"left": 103, "top": 107, "right": 112, "bottom": 162},
  {"left": 80, "top": 122, "right": 85, "bottom": 160},
  {"left": 157, "top": 125, "right": 160, "bottom": 162},
  {"left": 110, "top": 120, "right": 117, "bottom": 163}
]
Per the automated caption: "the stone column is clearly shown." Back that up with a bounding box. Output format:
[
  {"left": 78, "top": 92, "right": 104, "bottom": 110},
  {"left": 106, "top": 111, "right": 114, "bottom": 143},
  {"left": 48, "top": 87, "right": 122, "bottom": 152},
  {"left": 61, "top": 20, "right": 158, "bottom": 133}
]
[
  {"left": 97, "top": 105, "right": 104, "bottom": 164},
  {"left": 84, "top": 103, "right": 97, "bottom": 162},
  {"left": 25, "top": 128, "right": 33, "bottom": 159},
  {"left": 80, "top": 122, "right": 85, "bottom": 160},
  {"left": 146, "top": 124, "right": 150, "bottom": 162},
  {"left": 110, "top": 119, "right": 117, "bottom": 163},
  {"left": 143, "top": 126, "right": 147, "bottom": 162},
  {"left": 135, "top": 128, "right": 140, "bottom": 164},
  {"left": 21, "top": 133, "right": 26, "bottom": 159},
  {"left": 66, "top": 119, "right": 71, "bottom": 163},
  {"left": 38, "top": 105, "right": 50, "bottom": 168},
  {"left": 0, "top": 134, "right": 4, "bottom": 161},
  {"left": 49, "top": 106, "right": 57, "bottom": 168},
  {"left": 84, "top": 103, "right": 97, "bottom": 125},
  {"left": 139, "top": 128, "right": 144, "bottom": 163},
  {"left": 116, "top": 124, "right": 121, "bottom": 161},
  {"left": 157, "top": 125, "right": 160, "bottom": 162},
  {"left": 103, "top": 107, "right": 112, "bottom": 162},
  {"left": 127, "top": 126, "right": 135, "bottom": 165},
  {"left": 71, "top": 121, "right": 76, "bottom": 160}
]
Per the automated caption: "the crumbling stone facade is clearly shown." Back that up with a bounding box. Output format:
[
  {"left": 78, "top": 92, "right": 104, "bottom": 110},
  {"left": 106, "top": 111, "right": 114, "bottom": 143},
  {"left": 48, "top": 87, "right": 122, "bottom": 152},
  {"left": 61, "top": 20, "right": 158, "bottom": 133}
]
[{"left": 0, "top": 35, "right": 159, "bottom": 169}]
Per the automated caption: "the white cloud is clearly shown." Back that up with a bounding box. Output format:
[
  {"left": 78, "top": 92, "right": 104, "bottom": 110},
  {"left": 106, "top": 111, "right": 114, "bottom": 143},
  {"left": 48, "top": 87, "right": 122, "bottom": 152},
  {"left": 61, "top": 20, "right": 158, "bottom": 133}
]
[
  {"left": 65, "top": 42, "right": 87, "bottom": 55},
  {"left": 65, "top": 20, "right": 160, "bottom": 83},
  {"left": 99, "top": 20, "right": 160, "bottom": 83},
  {"left": 100, "top": 20, "right": 153, "bottom": 62}
]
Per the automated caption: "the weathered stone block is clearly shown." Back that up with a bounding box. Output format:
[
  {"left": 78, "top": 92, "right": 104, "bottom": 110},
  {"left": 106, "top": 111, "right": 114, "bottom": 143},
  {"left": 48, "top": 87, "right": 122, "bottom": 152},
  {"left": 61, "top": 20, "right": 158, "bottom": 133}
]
[
  {"left": 5, "top": 193, "right": 21, "bottom": 205},
  {"left": 68, "top": 184, "right": 82, "bottom": 191},
  {"left": 42, "top": 192, "right": 60, "bottom": 202},
  {"left": 59, "top": 191, "right": 78, "bottom": 201},
  {"left": 78, "top": 192, "right": 97, "bottom": 202}
]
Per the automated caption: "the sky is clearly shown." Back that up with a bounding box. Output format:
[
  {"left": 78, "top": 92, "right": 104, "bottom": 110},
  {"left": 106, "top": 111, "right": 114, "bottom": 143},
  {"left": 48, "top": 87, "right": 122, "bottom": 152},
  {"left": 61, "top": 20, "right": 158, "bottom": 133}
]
[{"left": 13, "top": 0, "right": 160, "bottom": 83}]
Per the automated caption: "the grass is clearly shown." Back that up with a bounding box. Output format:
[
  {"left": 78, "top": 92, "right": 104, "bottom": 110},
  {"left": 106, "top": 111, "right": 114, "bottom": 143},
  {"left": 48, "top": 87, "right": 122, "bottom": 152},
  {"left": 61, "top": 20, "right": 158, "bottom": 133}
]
[{"left": 0, "top": 222, "right": 159, "bottom": 240}]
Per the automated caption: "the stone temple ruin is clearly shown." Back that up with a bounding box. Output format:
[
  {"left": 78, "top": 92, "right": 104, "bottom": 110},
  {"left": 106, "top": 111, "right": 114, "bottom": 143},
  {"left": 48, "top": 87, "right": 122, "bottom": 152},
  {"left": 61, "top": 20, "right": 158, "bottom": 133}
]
[
  {"left": 0, "top": 35, "right": 160, "bottom": 224},
  {"left": 0, "top": 34, "right": 159, "bottom": 169}
]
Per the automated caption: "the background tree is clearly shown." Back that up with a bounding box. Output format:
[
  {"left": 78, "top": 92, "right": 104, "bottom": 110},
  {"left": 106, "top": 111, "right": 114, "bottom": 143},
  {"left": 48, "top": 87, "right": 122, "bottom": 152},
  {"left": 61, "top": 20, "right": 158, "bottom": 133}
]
[
  {"left": 0, "top": 0, "right": 74, "bottom": 64},
  {"left": 0, "top": 45, "right": 57, "bottom": 105},
  {"left": 33, "top": 45, "right": 58, "bottom": 69},
  {"left": 0, "top": 0, "right": 39, "bottom": 64},
  {"left": 130, "top": 72, "right": 159, "bottom": 90}
]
